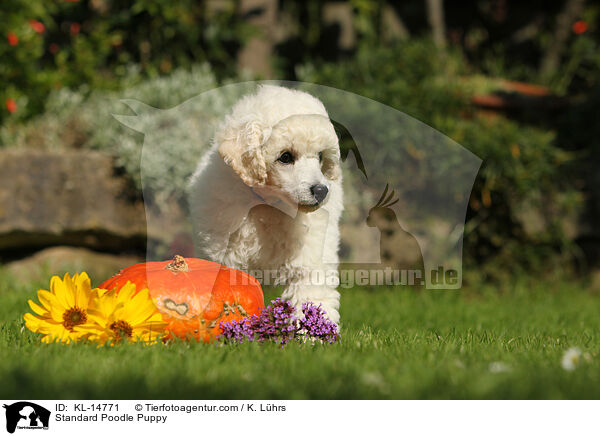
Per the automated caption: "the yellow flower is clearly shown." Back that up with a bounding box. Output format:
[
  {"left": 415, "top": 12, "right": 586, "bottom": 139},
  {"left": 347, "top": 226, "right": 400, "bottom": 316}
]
[
  {"left": 76, "top": 282, "right": 166, "bottom": 345},
  {"left": 24, "top": 272, "right": 96, "bottom": 344}
]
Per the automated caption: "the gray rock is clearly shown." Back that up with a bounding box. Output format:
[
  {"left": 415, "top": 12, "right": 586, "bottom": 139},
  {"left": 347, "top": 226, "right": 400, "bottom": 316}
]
[
  {"left": 0, "top": 149, "right": 146, "bottom": 254},
  {"left": 5, "top": 246, "right": 142, "bottom": 286}
]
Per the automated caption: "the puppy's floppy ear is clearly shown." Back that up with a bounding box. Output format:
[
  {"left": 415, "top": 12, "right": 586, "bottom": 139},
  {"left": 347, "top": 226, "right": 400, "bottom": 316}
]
[
  {"left": 322, "top": 150, "right": 342, "bottom": 181},
  {"left": 217, "top": 118, "right": 272, "bottom": 186},
  {"left": 322, "top": 125, "right": 342, "bottom": 181}
]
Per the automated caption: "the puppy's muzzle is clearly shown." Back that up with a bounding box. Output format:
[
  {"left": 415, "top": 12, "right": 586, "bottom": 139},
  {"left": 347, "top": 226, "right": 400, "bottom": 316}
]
[{"left": 311, "top": 184, "right": 329, "bottom": 204}]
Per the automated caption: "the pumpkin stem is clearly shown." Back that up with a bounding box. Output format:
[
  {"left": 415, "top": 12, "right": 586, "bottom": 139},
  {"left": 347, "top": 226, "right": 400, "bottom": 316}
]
[{"left": 165, "top": 254, "right": 189, "bottom": 273}]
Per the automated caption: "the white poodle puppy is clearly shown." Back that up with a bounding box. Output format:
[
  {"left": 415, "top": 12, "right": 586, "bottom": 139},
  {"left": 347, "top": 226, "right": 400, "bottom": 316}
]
[{"left": 189, "top": 85, "right": 343, "bottom": 323}]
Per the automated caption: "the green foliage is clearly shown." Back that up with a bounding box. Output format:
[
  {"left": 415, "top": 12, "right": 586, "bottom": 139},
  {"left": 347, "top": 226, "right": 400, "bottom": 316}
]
[
  {"left": 0, "top": 0, "right": 247, "bottom": 123},
  {"left": 1, "top": 0, "right": 56, "bottom": 122},
  {"left": 298, "top": 39, "right": 469, "bottom": 123},
  {"left": 557, "top": 86, "right": 600, "bottom": 251},
  {"left": 298, "top": 39, "right": 582, "bottom": 272}
]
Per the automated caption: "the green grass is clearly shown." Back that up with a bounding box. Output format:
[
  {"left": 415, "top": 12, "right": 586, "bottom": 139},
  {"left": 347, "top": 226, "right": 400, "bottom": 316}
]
[{"left": 1, "top": 273, "right": 599, "bottom": 399}]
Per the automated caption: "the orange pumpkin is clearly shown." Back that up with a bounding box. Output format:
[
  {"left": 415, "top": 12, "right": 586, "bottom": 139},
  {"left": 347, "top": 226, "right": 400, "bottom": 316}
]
[{"left": 99, "top": 255, "right": 264, "bottom": 342}]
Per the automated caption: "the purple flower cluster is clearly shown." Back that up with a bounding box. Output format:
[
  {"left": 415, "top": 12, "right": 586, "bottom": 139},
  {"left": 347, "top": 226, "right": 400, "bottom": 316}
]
[
  {"left": 298, "top": 302, "right": 340, "bottom": 343},
  {"left": 248, "top": 298, "right": 298, "bottom": 345},
  {"left": 217, "top": 319, "right": 254, "bottom": 343},
  {"left": 218, "top": 298, "right": 340, "bottom": 346}
]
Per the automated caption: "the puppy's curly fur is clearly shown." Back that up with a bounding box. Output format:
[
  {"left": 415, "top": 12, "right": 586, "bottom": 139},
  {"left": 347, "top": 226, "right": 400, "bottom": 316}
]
[{"left": 189, "top": 85, "right": 343, "bottom": 323}]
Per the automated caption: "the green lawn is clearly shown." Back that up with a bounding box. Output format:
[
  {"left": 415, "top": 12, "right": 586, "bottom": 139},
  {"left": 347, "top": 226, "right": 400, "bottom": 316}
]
[{"left": 1, "top": 272, "right": 599, "bottom": 399}]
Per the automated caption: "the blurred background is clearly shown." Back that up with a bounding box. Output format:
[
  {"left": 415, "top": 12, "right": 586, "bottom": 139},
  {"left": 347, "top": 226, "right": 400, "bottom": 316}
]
[{"left": 1, "top": 0, "right": 599, "bottom": 288}]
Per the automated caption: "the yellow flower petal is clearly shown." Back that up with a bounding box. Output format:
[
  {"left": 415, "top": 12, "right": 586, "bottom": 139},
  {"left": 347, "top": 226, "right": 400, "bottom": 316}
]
[
  {"left": 49, "top": 303, "right": 66, "bottom": 324},
  {"left": 27, "top": 300, "right": 48, "bottom": 317},
  {"left": 73, "top": 324, "right": 102, "bottom": 336},
  {"left": 133, "top": 328, "right": 163, "bottom": 344},
  {"left": 73, "top": 273, "right": 92, "bottom": 308},
  {"left": 89, "top": 291, "right": 112, "bottom": 318},
  {"left": 120, "top": 292, "right": 158, "bottom": 325},
  {"left": 25, "top": 318, "right": 67, "bottom": 337},
  {"left": 50, "top": 275, "right": 69, "bottom": 309},
  {"left": 131, "top": 325, "right": 167, "bottom": 337},
  {"left": 36, "top": 289, "right": 67, "bottom": 323},
  {"left": 24, "top": 313, "right": 43, "bottom": 331},
  {"left": 37, "top": 289, "right": 60, "bottom": 312},
  {"left": 61, "top": 273, "right": 76, "bottom": 308},
  {"left": 94, "top": 287, "right": 110, "bottom": 298},
  {"left": 116, "top": 282, "right": 137, "bottom": 304},
  {"left": 74, "top": 272, "right": 90, "bottom": 288}
]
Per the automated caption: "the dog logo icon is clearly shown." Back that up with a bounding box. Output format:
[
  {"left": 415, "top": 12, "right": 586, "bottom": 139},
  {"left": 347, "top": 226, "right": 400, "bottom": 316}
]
[{"left": 3, "top": 402, "right": 50, "bottom": 434}]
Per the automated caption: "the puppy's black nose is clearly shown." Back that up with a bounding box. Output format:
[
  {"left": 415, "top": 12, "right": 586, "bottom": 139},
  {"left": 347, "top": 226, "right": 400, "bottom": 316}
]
[{"left": 311, "top": 184, "right": 329, "bottom": 203}]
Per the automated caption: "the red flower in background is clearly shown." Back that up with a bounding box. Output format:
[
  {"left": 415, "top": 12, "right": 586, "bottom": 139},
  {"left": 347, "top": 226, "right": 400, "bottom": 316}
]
[
  {"left": 29, "top": 20, "right": 46, "bottom": 34},
  {"left": 573, "top": 20, "right": 588, "bottom": 35},
  {"left": 7, "top": 32, "right": 18, "bottom": 46},
  {"left": 49, "top": 43, "right": 59, "bottom": 54},
  {"left": 5, "top": 98, "right": 17, "bottom": 114},
  {"left": 70, "top": 22, "right": 81, "bottom": 35}
]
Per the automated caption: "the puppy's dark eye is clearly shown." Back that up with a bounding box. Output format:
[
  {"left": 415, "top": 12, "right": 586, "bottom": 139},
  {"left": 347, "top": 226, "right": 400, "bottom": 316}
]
[
  {"left": 318, "top": 152, "right": 323, "bottom": 162},
  {"left": 277, "top": 151, "right": 295, "bottom": 164}
]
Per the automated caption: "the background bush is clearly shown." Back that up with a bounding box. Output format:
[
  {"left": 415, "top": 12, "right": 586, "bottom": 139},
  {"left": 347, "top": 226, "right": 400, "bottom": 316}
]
[
  {"left": 298, "top": 40, "right": 583, "bottom": 277},
  {"left": 0, "top": 0, "right": 247, "bottom": 123}
]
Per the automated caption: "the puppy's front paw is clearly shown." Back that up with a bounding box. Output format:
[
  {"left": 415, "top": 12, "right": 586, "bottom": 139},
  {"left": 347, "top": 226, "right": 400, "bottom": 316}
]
[
  {"left": 283, "top": 286, "right": 341, "bottom": 325},
  {"left": 288, "top": 299, "right": 340, "bottom": 325},
  {"left": 320, "top": 305, "right": 340, "bottom": 325},
  {"left": 301, "top": 302, "right": 339, "bottom": 325}
]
